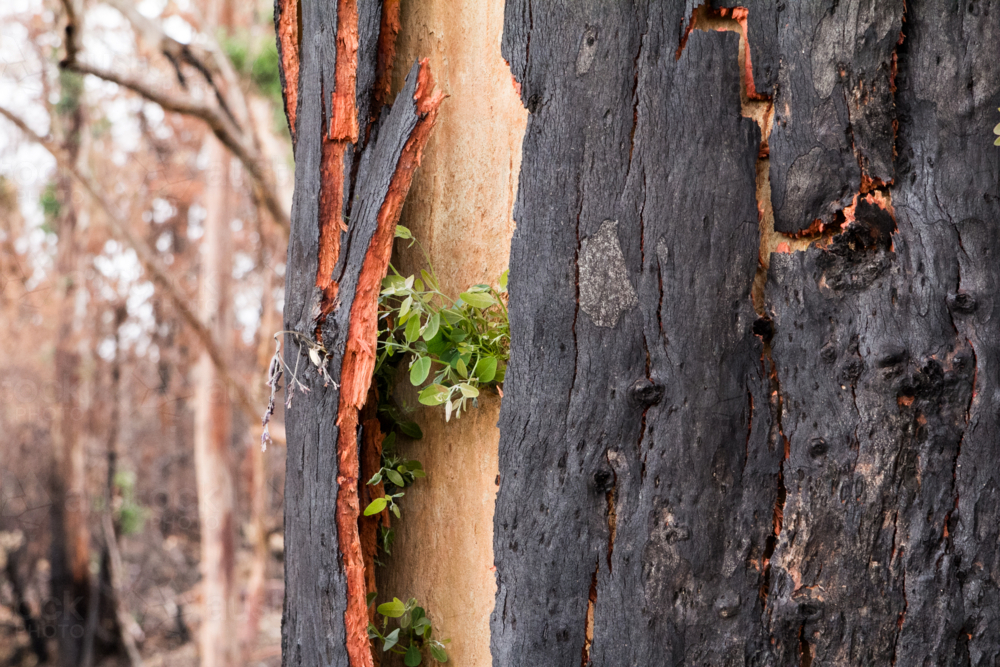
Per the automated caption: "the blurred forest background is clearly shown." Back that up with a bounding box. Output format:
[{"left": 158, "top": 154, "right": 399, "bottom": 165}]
[{"left": 0, "top": 0, "right": 293, "bottom": 665}]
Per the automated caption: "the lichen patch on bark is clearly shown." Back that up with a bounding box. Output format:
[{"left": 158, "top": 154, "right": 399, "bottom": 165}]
[{"left": 578, "top": 220, "right": 638, "bottom": 329}]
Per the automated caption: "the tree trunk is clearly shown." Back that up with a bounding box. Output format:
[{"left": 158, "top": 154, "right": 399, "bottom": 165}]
[
  {"left": 194, "top": 137, "right": 237, "bottom": 667},
  {"left": 494, "top": 1, "right": 1000, "bottom": 666},
  {"left": 275, "top": 0, "right": 441, "bottom": 665},
  {"left": 50, "top": 67, "right": 91, "bottom": 667}
]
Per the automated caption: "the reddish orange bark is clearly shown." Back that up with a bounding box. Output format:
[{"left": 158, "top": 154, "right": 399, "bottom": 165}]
[
  {"left": 276, "top": 0, "right": 299, "bottom": 137},
  {"left": 330, "top": 0, "right": 360, "bottom": 143},
  {"left": 334, "top": 60, "right": 443, "bottom": 667}
]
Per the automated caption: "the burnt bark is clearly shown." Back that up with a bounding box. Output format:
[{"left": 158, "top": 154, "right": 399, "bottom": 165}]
[
  {"left": 276, "top": 1, "right": 440, "bottom": 665},
  {"left": 495, "top": 1, "right": 1000, "bottom": 666}
]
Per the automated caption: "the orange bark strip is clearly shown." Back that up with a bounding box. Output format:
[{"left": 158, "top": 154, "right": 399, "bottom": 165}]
[
  {"left": 330, "top": 0, "right": 360, "bottom": 142},
  {"left": 276, "top": 0, "right": 299, "bottom": 137},
  {"left": 719, "top": 7, "right": 767, "bottom": 101},
  {"left": 374, "top": 0, "right": 401, "bottom": 109},
  {"left": 359, "top": 412, "right": 385, "bottom": 616},
  {"left": 334, "top": 60, "right": 444, "bottom": 667},
  {"left": 316, "top": 140, "right": 347, "bottom": 308}
]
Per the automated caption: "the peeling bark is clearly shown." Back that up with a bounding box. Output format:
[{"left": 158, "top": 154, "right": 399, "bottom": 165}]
[
  {"left": 277, "top": 0, "right": 441, "bottom": 662},
  {"left": 497, "top": 1, "right": 1000, "bottom": 665}
]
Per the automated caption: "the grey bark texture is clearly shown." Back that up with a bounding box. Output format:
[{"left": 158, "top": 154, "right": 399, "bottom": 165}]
[{"left": 495, "top": 1, "right": 1000, "bottom": 666}]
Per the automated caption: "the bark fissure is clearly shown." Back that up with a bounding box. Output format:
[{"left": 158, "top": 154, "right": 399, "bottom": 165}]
[{"left": 580, "top": 566, "right": 598, "bottom": 667}]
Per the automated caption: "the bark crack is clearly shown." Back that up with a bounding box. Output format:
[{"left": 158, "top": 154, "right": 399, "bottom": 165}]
[{"left": 580, "top": 565, "right": 598, "bottom": 667}]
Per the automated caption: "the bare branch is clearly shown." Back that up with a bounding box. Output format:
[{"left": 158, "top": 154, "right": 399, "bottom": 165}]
[
  {"left": 56, "top": 0, "right": 290, "bottom": 233},
  {"left": 0, "top": 104, "right": 262, "bottom": 426}
]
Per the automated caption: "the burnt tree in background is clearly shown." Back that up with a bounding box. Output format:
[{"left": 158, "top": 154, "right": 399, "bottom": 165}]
[
  {"left": 494, "top": 1, "right": 1000, "bottom": 665},
  {"left": 274, "top": 0, "right": 441, "bottom": 665}
]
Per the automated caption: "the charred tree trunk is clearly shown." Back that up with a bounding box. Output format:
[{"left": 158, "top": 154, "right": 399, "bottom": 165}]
[
  {"left": 495, "top": 1, "right": 1000, "bottom": 666},
  {"left": 274, "top": 0, "right": 440, "bottom": 664}
]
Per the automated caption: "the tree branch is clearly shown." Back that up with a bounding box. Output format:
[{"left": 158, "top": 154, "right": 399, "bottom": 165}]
[
  {"left": 0, "top": 105, "right": 261, "bottom": 428},
  {"left": 56, "top": 0, "right": 290, "bottom": 234}
]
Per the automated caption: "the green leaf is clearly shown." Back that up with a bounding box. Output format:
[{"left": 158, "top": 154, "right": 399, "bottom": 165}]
[
  {"left": 499, "top": 269, "right": 508, "bottom": 292},
  {"left": 399, "top": 421, "right": 423, "bottom": 439},
  {"left": 387, "top": 469, "right": 405, "bottom": 487},
  {"left": 459, "top": 291, "right": 496, "bottom": 309},
  {"left": 473, "top": 357, "right": 498, "bottom": 383},
  {"left": 455, "top": 358, "right": 468, "bottom": 379},
  {"left": 399, "top": 296, "right": 413, "bottom": 319},
  {"left": 366, "top": 592, "right": 378, "bottom": 606},
  {"left": 383, "top": 628, "right": 400, "bottom": 651},
  {"left": 405, "top": 460, "right": 424, "bottom": 471},
  {"left": 404, "top": 644, "right": 422, "bottom": 666},
  {"left": 430, "top": 644, "right": 448, "bottom": 663},
  {"left": 400, "top": 610, "right": 412, "bottom": 629},
  {"left": 422, "top": 313, "right": 441, "bottom": 341},
  {"left": 392, "top": 504, "right": 401, "bottom": 519},
  {"left": 405, "top": 315, "right": 422, "bottom": 343},
  {"left": 418, "top": 384, "right": 449, "bottom": 406},
  {"left": 420, "top": 269, "right": 437, "bottom": 290},
  {"left": 994, "top": 122, "right": 1000, "bottom": 135},
  {"left": 459, "top": 383, "right": 479, "bottom": 398},
  {"left": 440, "top": 309, "right": 463, "bottom": 325},
  {"left": 395, "top": 225, "right": 413, "bottom": 239},
  {"left": 382, "top": 431, "right": 397, "bottom": 451},
  {"left": 364, "top": 497, "right": 387, "bottom": 516},
  {"left": 366, "top": 472, "right": 383, "bottom": 486},
  {"left": 995, "top": 135, "right": 1000, "bottom": 146},
  {"left": 410, "top": 356, "right": 432, "bottom": 385},
  {"left": 377, "top": 598, "right": 406, "bottom": 618},
  {"left": 382, "top": 275, "right": 406, "bottom": 291}
]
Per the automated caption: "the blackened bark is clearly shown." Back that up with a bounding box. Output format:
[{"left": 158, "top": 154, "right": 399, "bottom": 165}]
[
  {"left": 497, "top": 1, "right": 1000, "bottom": 666},
  {"left": 768, "top": 0, "right": 904, "bottom": 234},
  {"left": 276, "top": 1, "right": 441, "bottom": 665},
  {"left": 766, "top": 3, "right": 1000, "bottom": 663}
]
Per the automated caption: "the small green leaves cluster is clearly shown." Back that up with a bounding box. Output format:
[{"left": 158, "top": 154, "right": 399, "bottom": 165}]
[
  {"left": 113, "top": 470, "right": 147, "bottom": 536},
  {"left": 363, "top": 432, "right": 424, "bottom": 551},
  {"left": 368, "top": 595, "right": 449, "bottom": 665},
  {"left": 358, "top": 227, "right": 508, "bottom": 664},
  {"left": 377, "top": 226, "right": 510, "bottom": 422}
]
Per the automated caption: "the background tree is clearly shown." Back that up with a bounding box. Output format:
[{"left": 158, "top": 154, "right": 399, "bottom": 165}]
[{"left": 0, "top": 0, "right": 292, "bottom": 664}]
